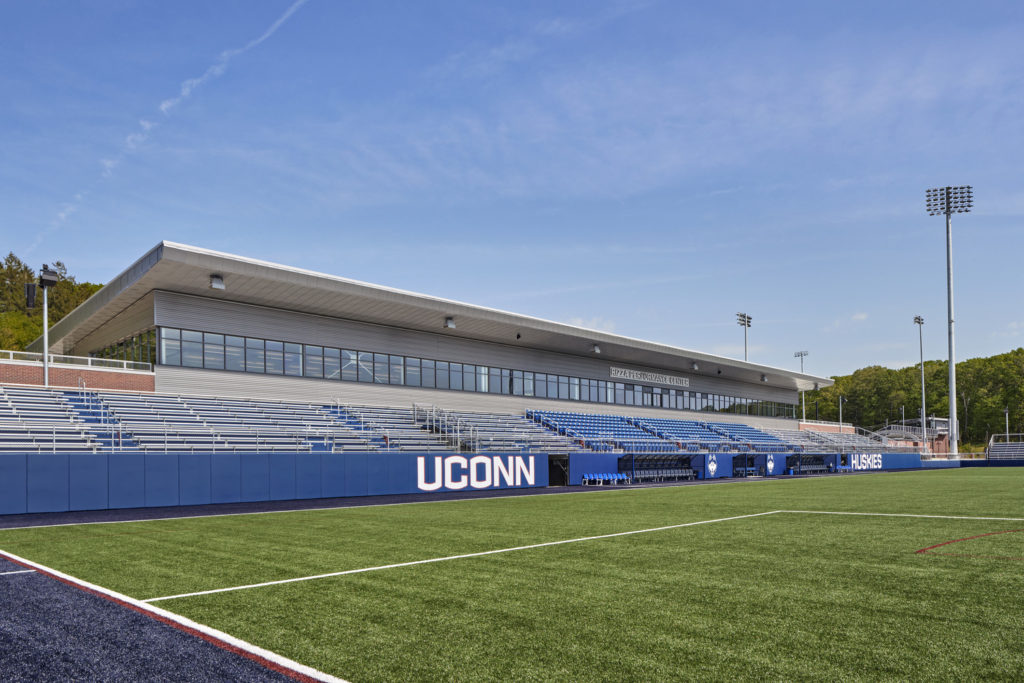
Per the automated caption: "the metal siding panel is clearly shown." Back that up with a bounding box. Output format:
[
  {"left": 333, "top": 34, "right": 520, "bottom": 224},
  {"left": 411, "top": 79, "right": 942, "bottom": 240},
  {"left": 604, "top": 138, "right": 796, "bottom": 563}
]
[{"left": 153, "top": 292, "right": 796, "bottom": 405}]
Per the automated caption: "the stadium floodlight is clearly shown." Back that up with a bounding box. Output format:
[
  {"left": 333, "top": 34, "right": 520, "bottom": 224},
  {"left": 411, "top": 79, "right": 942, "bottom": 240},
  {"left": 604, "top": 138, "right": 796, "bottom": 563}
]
[
  {"left": 38, "top": 264, "right": 60, "bottom": 387},
  {"left": 794, "top": 351, "right": 809, "bottom": 421},
  {"left": 926, "top": 185, "right": 972, "bottom": 455},
  {"left": 914, "top": 316, "right": 927, "bottom": 452},
  {"left": 736, "top": 312, "right": 752, "bottom": 361}
]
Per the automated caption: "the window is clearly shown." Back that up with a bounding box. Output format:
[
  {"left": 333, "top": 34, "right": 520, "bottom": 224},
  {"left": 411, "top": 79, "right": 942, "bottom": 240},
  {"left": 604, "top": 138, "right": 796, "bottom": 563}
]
[
  {"left": 245, "top": 337, "right": 265, "bottom": 373},
  {"left": 463, "top": 364, "right": 476, "bottom": 392},
  {"left": 180, "top": 330, "right": 203, "bottom": 368},
  {"left": 524, "top": 372, "right": 534, "bottom": 397},
  {"left": 203, "top": 333, "right": 224, "bottom": 370},
  {"left": 160, "top": 328, "right": 181, "bottom": 365},
  {"left": 534, "top": 373, "right": 546, "bottom": 399},
  {"left": 449, "top": 363, "right": 462, "bottom": 391},
  {"left": 324, "top": 347, "right": 341, "bottom": 380},
  {"left": 513, "top": 370, "right": 523, "bottom": 396},
  {"left": 389, "top": 355, "right": 404, "bottom": 385},
  {"left": 342, "top": 350, "right": 358, "bottom": 382},
  {"left": 436, "top": 361, "right": 449, "bottom": 389},
  {"left": 284, "top": 343, "right": 302, "bottom": 376},
  {"left": 304, "top": 345, "right": 323, "bottom": 378},
  {"left": 406, "top": 357, "right": 421, "bottom": 387},
  {"left": 570, "top": 377, "right": 580, "bottom": 401},
  {"left": 358, "top": 351, "right": 373, "bottom": 382},
  {"left": 265, "top": 341, "right": 284, "bottom": 374},
  {"left": 489, "top": 367, "right": 502, "bottom": 394},
  {"left": 501, "top": 368, "right": 511, "bottom": 395},
  {"left": 373, "top": 353, "right": 389, "bottom": 384},
  {"left": 225, "top": 336, "right": 245, "bottom": 371},
  {"left": 421, "top": 359, "right": 435, "bottom": 388}
]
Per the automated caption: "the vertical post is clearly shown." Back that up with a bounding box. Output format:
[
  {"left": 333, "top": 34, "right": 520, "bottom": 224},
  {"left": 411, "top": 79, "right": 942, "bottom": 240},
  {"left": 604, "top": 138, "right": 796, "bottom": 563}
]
[
  {"left": 945, "top": 203, "right": 958, "bottom": 455},
  {"left": 743, "top": 325, "right": 748, "bottom": 362},
  {"left": 42, "top": 284, "right": 49, "bottom": 387},
  {"left": 919, "top": 319, "right": 926, "bottom": 452},
  {"left": 838, "top": 396, "right": 843, "bottom": 430},
  {"left": 1006, "top": 407, "right": 1010, "bottom": 442}
]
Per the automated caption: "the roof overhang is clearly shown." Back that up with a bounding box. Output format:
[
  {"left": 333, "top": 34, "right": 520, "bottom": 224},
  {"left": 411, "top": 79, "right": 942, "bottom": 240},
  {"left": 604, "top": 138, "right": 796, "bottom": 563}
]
[{"left": 32, "top": 241, "right": 833, "bottom": 393}]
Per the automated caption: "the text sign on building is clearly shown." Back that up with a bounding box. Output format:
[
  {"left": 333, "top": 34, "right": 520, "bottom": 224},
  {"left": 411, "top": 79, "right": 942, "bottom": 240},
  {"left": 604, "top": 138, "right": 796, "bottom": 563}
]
[
  {"left": 850, "top": 453, "right": 883, "bottom": 470},
  {"left": 609, "top": 366, "right": 689, "bottom": 387}
]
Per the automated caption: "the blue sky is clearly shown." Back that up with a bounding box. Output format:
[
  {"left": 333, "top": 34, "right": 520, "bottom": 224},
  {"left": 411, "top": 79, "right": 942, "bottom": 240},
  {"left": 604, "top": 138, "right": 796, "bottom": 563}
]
[{"left": 3, "top": 1, "right": 1023, "bottom": 378}]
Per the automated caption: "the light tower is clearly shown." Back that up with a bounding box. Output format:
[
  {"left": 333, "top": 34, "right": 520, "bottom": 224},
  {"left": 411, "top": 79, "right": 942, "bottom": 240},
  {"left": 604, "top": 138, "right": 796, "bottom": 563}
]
[
  {"left": 926, "top": 185, "right": 972, "bottom": 455},
  {"left": 913, "top": 316, "right": 927, "bottom": 452},
  {"left": 736, "top": 313, "right": 752, "bottom": 361},
  {"left": 794, "top": 350, "right": 809, "bottom": 421}
]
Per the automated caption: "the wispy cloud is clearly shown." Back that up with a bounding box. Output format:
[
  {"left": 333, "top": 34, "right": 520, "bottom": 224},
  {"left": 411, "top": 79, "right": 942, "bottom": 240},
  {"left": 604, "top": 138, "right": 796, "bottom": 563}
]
[{"left": 27, "top": 0, "right": 310, "bottom": 255}]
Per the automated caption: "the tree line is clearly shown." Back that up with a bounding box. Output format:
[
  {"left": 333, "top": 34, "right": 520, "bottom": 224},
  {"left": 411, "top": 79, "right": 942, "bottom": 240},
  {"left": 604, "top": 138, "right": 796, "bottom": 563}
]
[
  {"left": 0, "top": 252, "right": 102, "bottom": 351},
  {"left": 804, "top": 349, "right": 1024, "bottom": 449}
]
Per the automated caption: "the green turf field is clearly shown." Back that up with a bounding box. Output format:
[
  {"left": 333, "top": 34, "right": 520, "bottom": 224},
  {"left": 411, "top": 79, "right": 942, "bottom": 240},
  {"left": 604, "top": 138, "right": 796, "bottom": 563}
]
[{"left": 3, "top": 469, "right": 1024, "bottom": 681}]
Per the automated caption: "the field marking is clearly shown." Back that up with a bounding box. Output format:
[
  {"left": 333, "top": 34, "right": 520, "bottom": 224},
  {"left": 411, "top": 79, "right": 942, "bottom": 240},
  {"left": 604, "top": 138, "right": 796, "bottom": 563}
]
[
  {"left": 0, "top": 549, "right": 348, "bottom": 683},
  {"left": 143, "top": 510, "right": 782, "bottom": 603},
  {"left": 781, "top": 510, "right": 1024, "bottom": 522},
  {"left": 0, "top": 569, "right": 35, "bottom": 576}
]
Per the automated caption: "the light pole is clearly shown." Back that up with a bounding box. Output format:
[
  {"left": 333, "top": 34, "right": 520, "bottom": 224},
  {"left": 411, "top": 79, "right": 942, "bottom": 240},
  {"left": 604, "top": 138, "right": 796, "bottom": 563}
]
[
  {"left": 37, "top": 265, "right": 60, "bottom": 387},
  {"left": 839, "top": 395, "right": 847, "bottom": 431},
  {"left": 1006, "top": 406, "right": 1010, "bottom": 442},
  {"left": 914, "top": 315, "right": 926, "bottom": 450},
  {"left": 926, "top": 186, "right": 972, "bottom": 456},
  {"left": 795, "top": 350, "right": 809, "bottom": 421},
  {"left": 736, "top": 313, "right": 752, "bottom": 361}
]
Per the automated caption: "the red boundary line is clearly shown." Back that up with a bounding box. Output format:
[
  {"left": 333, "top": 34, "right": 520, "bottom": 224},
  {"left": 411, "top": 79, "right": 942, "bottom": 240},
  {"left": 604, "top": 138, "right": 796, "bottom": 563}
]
[
  {"left": 915, "top": 528, "right": 1024, "bottom": 556},
  {"left": 0, "top": 551, "right": 321, "bottom": 683}
]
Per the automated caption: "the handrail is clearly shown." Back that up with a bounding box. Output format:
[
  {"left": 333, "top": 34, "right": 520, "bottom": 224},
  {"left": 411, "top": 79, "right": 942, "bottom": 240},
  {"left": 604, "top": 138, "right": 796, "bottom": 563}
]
[{"left": 0, "top": 349, "right": 152, "bottom": 372}]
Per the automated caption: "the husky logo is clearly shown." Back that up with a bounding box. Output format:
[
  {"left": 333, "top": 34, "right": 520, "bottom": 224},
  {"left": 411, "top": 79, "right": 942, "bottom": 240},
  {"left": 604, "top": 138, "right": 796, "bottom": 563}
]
[
  {"left": 707, "top": 454, "right": 718, "bottom": 477},
  {"left": 766, "top": 455, "right": 775, "bottom": 474}
]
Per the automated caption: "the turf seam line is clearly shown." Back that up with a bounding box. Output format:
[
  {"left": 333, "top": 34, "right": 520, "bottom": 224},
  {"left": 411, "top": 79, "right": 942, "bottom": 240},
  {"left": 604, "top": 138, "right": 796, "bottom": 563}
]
[
  {"left": 0, "top": 549, "right": 348, "bottom": 683},
  {"left": 142, "top": 510, "right": 782, "bottom": 603},
  {"left": 780, "top": 510, "right": 1024, "bottom": 521},
  {"left": 0, "top": 569, "right": 35, "bottom": 575}
]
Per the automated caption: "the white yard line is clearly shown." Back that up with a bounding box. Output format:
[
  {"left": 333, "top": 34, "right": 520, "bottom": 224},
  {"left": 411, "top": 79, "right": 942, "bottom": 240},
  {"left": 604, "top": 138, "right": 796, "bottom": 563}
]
[
  {"left": 0, "top": 569, "right": 35, "bottom": 576},
  {"left": 0, "top": 549, "right": 347, "bottom": 683},
  {"left": 144, "top": 510, "right": 782, "bottom": 603},
  {"left": 781, "top": 510, "right": 1024, "bottom": 522}
]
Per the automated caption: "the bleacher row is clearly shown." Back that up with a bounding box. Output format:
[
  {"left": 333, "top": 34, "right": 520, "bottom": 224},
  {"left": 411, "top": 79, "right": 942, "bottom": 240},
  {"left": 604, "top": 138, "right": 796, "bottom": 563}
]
[{"left": 0, "top": 383, "right": 898, "bottom": 456}]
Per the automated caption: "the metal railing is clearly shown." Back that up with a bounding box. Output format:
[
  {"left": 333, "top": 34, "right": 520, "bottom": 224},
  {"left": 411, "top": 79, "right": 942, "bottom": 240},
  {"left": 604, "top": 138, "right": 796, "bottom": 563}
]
[{"left": 0, "top": 349, "right": 152, "bottom": 372}]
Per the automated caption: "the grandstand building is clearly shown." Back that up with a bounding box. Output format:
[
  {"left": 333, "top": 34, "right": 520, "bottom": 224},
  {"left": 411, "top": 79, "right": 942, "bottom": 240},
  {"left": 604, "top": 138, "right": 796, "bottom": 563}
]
[{"left": 27, "top": 242, "right": 830, "bottom": 426}]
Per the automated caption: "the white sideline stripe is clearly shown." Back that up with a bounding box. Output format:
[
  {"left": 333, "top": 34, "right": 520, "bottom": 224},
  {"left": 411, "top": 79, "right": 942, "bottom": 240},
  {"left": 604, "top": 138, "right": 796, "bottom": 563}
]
[
  {"left": 0, "top": 569, "right": 35, "bottom": 575},
  {"left": 782, "top": 510, "right": 1024, "bottom": 522},
  {"left": 144, "top": 510, "right": 782, "bottom": 603},
  {"left": 0, "top": 550, "right": 348, "bottom": 683}
]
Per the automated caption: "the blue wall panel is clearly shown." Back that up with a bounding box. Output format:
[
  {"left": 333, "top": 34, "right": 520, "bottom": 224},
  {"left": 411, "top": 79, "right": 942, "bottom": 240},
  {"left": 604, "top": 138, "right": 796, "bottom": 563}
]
[
  {"left": 240, "top": 454, "right": 270, "bottom": 502},
  {"left": 178, "top": 454, "right": 211, "bottom": 506},
  {"left": 108, "top": 453, "right": 146, "bottom": 509},
  {"left": 69, "top": 454, "right": 108, "bottom": 511},
  {"left": 269, "top": 453, "right": 296, "bottom": 501},
  {"left": 27, "top": 454, "right": 69, "bottom": 513},
  {"left": 702, "top": 453, "right": 733, "bottom": 479},
  {"left": 321, "top": 454, "right": 347, "bottom": 498},
  {"left": 365, "top": 454, "right": 390, "bottom": 496},
  {"left": 0, "top": 454, "right": 27, "bottom": 515},
  {"left": 145, "top": 453, "right": 180, "bottom": 508},
  {"left": 344, "top": 453, "right": 369, "bottom": 497},
  {"left": 3, "top": 451, "right": 551, "bottom": 515},
  {"left": 294, "top": 454, "right": 321, "bottom": 499},
  {"left": 211, "top": 454, "right": 241, "bottom": 504}
]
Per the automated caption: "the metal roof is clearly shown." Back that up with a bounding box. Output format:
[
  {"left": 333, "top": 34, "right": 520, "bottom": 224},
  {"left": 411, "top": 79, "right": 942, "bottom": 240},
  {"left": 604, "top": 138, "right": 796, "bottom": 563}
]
[{"left": 33, "top": 241, "right": 832, "bottom": 392}]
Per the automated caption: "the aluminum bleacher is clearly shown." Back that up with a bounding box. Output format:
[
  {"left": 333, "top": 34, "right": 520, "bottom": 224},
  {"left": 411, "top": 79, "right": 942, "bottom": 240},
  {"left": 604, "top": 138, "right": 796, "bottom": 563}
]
[
  {"left": 704, "top": 421, "right": 794, "bottom": 452},
  {"left": 0, "top": 385, "right": 100, "bottom": 452},
  {"left": 529, "top": 410, "right": 680, "bottom": 452},
  {"left": 418, "top": 408, "right": 587, "bottom": 453},
  {"left": 328, "top": 405, "right": 450, "bottom": 451}
]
